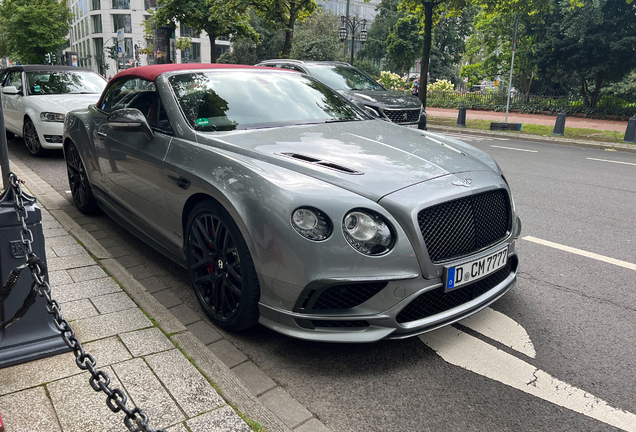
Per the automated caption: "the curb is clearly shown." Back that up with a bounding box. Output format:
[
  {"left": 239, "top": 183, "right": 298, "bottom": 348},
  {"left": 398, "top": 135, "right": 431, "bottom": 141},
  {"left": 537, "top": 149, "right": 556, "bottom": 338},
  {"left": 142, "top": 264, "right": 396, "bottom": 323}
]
[
  {"left": 8, "top": 159, "right": 295, "bottom": 432},
  {"left": 427, "top": 125, "right": 636, "bottom": 153}
]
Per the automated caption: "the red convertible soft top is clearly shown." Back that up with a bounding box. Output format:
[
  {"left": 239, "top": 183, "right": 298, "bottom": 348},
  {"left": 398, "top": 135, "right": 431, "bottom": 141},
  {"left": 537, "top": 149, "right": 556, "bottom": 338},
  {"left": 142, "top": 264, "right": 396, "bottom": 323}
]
[{"left": 112, "top": 63, "right": 271, "bottom": 82}]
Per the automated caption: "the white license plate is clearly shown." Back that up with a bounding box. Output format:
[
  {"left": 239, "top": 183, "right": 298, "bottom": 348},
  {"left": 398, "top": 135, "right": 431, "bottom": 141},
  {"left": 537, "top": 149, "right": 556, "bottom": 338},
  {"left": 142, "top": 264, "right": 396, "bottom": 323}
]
[
  {"left": 444, "top": 246, "right": 508, "bottom": 291},
  {"left": 404, "top": 124, "right": 418, "bottom": 128}
]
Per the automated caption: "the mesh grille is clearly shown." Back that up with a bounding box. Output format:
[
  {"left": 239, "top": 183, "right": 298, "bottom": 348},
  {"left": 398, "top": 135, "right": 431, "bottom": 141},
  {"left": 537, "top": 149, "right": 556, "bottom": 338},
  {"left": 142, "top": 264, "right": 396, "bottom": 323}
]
[
  {"left": 396, "top": 258, "right": 514, "bottom": 324},
  {"left": 312, "top": 282, "right": 388, "bottom": 310},
  {"left": 383, "top": 109, "right": 420, "bottom": 124},
  {"left": 418, "top": 189, "right": 510, "bottom": 263},
  {"left": 312, "top": 320, "right": 370, "bottom": 328}
]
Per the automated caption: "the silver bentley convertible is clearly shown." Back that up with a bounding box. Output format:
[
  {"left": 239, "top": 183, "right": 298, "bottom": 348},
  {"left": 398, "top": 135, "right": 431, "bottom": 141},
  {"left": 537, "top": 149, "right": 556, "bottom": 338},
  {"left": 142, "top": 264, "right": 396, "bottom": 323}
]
[{"left": 63, "top": 64, "right": 521, "bottom": 343}]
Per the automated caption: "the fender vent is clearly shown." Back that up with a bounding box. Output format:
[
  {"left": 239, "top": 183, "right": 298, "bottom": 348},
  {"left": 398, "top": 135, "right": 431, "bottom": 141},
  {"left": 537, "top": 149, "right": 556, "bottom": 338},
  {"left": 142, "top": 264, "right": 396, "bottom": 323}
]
[{"left": 278, "top": 152, "right": 363, "bottom": 175}]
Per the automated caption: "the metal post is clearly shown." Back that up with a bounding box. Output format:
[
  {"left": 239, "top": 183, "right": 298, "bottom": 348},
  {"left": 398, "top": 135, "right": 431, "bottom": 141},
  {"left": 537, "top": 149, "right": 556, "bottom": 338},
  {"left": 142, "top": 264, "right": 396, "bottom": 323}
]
[
  {"left": 623, "top": 115, "right": 636, "bottom": 143},
  {"left": 344, "top": 0, "right": 350, "bottom": 58},
  {"left": 0, "top": 94, "right": 10, "bottom": 190},
  {"left": 457, "top": 106, "right": 467, "bottom": 127},
  {"left": 350, "top": 22, "right": 355, "bottom": 65},
  {"left": 505, "top": 16, "right": 519, "bottom": 124}
]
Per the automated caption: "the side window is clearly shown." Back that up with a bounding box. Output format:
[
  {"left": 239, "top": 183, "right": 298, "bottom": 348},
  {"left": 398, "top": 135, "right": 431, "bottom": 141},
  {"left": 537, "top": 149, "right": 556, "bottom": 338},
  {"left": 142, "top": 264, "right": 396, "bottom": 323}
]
[
  {"left": 280, "top": 64, "right": 304, "bottom": 72},
  {"left": 6, "top": 71, "right": 23, "bottom": 93},
  {"left": 146, "top": 97, "right": 173, "bottom": 134},
  {"left": 100, "top": 78, "right": 156, "bottom": 113}
]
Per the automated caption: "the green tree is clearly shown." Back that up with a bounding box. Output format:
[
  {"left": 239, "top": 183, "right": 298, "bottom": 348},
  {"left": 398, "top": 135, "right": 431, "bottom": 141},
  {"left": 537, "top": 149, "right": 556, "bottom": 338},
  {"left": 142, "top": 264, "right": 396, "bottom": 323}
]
[
  {"left": 0, "top": 0, "right": 72, "bottom": 64},
  {"left": 356, "top": 0, "right": 400, "bottom": 67},
  {"left": 429, "top": 7, "right": 477, "bottom": 84},
  {"left": 534, "top": 0, "right": 636, "bottom": 107},
  {"left": 218, "top": 11, "right": 285, "bottom": 64},
  {"left": 386, "top": 14, "right": 423, "bottom": 75},
  {"left": 250, "top": 0, "right": 318, "bottom": 58},
  {"left": 290, "top": 8, "right": 346, "bottom": 61},
  {"left": 154, "top": 0, "right": 257, "bottom": 62}
]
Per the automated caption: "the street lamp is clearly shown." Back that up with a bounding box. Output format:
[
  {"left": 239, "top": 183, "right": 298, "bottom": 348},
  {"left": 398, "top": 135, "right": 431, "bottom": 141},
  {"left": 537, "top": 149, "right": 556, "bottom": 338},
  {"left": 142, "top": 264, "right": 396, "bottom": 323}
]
[{"left": 338, "top": 16, "right": 367, "bottom": 65}]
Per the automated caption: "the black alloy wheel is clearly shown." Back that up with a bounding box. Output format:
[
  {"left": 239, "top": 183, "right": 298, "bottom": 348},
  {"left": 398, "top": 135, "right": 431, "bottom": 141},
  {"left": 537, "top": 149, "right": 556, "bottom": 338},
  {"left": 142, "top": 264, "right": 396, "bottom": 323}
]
[
  {"left": 65, "top": 142, "right": 99, "bottom": 214},
  {"left": 23, "top": 119, "right": 44, "bottom": 156},
  {"left": 186, "top": 201, "right": 260, "bottom": 331}
]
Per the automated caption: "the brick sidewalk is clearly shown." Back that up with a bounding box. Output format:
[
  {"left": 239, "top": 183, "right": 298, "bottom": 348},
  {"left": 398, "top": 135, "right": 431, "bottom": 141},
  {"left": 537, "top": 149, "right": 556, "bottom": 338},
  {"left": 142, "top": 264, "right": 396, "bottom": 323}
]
[{"left": 426, "top": 107, "right": 631, "bottom": 132}]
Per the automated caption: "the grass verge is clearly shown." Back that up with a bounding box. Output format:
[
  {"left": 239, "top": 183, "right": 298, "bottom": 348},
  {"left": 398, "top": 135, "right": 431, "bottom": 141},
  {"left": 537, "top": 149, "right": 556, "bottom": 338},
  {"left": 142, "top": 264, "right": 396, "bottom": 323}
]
[{"left": 427, "top": 116, "right": 630, "bottom": 144}]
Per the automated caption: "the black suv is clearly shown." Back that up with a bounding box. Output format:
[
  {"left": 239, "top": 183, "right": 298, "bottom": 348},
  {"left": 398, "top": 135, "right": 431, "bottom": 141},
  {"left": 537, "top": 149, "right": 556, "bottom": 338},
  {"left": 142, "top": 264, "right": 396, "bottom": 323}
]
[{"left": 256, "top": 60, "right": 426, "bottom": 129}]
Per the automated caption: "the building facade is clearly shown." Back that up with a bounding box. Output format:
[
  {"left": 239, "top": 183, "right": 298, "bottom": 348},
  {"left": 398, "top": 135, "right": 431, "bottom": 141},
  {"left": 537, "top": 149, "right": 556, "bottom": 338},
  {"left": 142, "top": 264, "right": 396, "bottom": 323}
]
[
  {"left": 66, "top": 0, "right": 230, "bottom": 77},
  {"left": 321, "top": 0, "right": 381, "bottom": 23}
]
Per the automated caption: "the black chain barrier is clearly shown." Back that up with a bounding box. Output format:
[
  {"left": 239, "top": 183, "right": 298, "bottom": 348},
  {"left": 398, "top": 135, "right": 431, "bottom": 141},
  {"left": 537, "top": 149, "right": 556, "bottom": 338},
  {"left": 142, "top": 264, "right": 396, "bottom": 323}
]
[{"left": 0, "top": 172, "right": 167, "bottom": 432}]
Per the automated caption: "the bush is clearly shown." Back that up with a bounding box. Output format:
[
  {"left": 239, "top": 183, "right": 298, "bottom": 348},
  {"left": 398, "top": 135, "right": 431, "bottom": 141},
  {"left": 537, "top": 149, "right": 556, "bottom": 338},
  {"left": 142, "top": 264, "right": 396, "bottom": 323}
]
[
  {"left": 428, "top": 79, "right": 454, "bottom": 93},
  {"left": 378, "top": 71, "right": 408, "bottom": 92}
]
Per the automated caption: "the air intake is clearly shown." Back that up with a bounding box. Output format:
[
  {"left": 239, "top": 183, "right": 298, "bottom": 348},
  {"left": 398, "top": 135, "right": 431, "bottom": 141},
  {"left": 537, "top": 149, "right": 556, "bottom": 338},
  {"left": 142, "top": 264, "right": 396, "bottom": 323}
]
[{"left": 278, "top": 152, "right": 363, "bottom": 175}]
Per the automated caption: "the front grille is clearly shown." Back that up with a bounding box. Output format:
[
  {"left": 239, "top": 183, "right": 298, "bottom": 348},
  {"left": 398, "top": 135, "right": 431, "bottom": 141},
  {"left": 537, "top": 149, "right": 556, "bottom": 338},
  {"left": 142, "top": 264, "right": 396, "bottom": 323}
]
[
  {"left": 312, "top": 320, "right": 370, "bottom": 328},
  {"left": 396, "top": 257, "right": 515, "bottom": 324},
  {"left": 383, "top": 109, "right": 420, "bottom": 124},
  {"left": 312, "top": 282, "right": 388, "bottom": 310},
  {"left": 418, "top": 189, "right": 510, "bottom": 263}
]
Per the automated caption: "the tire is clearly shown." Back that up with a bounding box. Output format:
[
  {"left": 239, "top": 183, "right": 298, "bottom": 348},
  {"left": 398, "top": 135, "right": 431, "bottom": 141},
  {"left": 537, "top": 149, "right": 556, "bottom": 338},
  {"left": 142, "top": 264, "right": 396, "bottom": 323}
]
[
  {"left": 186, "top": 200, "right": 260, "bottom": 332},
  {"left": 6, "top": 130, "right": 15, "bottom": 140},
  {"left": 23, "top": 118, "right": 45, "bottom": 156},
  {"left": 65, "top": 142, "right": 100, "bottom": 214}
]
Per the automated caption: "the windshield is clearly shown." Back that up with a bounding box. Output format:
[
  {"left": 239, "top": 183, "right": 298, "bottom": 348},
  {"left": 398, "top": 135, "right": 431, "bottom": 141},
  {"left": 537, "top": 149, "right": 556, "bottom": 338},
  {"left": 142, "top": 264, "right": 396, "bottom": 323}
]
[
  {"left": 169, "top": 71, "right": 369, "bottom": 132},
  {"left": 27, "top": 71, "right": 106, "bottom": 95},
  {"left": 304, "top": 65, "right": 384, "bottom": 91}
]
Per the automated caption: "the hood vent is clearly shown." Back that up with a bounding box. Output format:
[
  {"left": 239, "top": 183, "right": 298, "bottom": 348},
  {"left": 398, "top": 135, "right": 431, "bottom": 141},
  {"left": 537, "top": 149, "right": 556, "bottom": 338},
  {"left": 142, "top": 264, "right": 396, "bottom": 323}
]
[{"left": 278, "top": 152, "right": 364, "bottom": 175}]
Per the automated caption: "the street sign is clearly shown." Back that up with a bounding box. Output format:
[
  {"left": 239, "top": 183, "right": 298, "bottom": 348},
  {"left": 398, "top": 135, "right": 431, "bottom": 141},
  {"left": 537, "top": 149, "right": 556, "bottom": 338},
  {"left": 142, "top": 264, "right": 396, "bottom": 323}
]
[
  {"left": 118, "top": 46, "right": 122, "bottom": 52},
  {"left": 117, "top": 28, "right": 124, "bottom": 43},
  {"left": 128, "top": 60, "right": 134, "bottom": 66}
]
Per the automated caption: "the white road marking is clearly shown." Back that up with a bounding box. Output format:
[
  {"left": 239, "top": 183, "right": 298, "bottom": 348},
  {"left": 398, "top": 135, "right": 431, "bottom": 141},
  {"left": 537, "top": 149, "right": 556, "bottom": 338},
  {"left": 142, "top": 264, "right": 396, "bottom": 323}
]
[
  {"left": 458, "top": 308, "right": 536, "bottom": 358},
  {"left": 421, "top": 326, "right": 636, "bottom": 432},
  {"left": 586, "top": 158, "right": 636, "bottom": 166},
  {"left": 490, "top": 145, "right": 538, "bottom": 153},
  {"left": 523, "top": 236, "right": 636, "bottom": 271}
]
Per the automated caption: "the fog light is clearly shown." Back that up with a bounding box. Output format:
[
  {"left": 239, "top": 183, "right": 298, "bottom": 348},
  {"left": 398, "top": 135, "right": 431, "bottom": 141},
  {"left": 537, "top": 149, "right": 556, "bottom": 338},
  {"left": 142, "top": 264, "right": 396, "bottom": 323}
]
[{"left": 44, "top": 135, "right": 63, "bottom": 143}]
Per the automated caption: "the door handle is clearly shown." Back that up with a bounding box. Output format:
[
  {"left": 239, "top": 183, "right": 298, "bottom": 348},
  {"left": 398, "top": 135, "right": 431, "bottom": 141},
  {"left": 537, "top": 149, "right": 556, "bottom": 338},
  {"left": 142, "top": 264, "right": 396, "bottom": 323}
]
[{"left": 97, "top": 131, "right": 107, "bottom": 137}]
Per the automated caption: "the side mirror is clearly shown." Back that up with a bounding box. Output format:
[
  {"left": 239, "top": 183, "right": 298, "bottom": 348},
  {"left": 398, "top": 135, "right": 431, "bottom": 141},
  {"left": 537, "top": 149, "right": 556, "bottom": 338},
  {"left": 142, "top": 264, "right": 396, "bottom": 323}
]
[
  {"left": 2, "top": 86, "right": 19, "bottom": 95},
  {"left": 107, "top": 108, "right": 154, "bottom": 141}
]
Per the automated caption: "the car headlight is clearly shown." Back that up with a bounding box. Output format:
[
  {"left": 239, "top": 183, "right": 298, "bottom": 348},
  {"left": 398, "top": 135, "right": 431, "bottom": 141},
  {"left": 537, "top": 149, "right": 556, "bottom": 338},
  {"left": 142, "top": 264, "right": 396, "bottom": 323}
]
[
  {"left": 364, "top": 106, "right": 380, "bottom": 117},
  {"left": 40, "top": 112, "right": 65, "bottom": 122},
  {"left": 291, "top": 207, "right": 332, "bottom": 241},
  {"left": 343, "top": 209, "right": 395, "bottom": 255}
]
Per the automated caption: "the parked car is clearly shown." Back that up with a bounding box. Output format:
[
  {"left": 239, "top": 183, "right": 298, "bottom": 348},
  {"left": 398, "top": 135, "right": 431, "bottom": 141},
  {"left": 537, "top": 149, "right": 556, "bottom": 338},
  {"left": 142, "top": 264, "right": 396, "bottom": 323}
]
[
  {"left": 2, "top": 65, "right": 106, "bottom": 156},
  {"left": 256, "top": 60, "right": 426, "bottom": 129},
  {"left": 63, "top": 64, "right": 520, "bottom": 342}
]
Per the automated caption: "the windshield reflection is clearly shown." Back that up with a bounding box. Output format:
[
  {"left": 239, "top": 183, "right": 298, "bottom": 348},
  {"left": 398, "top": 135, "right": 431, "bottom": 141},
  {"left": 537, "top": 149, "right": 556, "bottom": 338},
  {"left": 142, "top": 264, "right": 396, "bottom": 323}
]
[
  {"left": 169, "top": 71, "right": 369, "bottom": 132},
  {"left": 304, "top": 65, "right": 384, "bottom": 91},
  {"left": 27, "top": 72, "right": 106, "bottom": 95}
]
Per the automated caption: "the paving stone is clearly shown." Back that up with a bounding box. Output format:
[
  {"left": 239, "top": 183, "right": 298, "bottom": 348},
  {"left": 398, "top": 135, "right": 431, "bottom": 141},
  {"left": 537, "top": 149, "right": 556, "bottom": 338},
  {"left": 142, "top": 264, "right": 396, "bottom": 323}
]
[
  {"left": 120, "top": 327, "right": 175, "bottom": 357},
  {"left": 98, "top": 237, "right": 119, "bottom": 248},
  {"left": 48, "top": 366, "right": 129, "bottom": 432},
  {"left": 259, "top": 387, "right": 312, "bottom": 428},
  {"left": 68, "top": 265, "right": 108, "bottom": 282},
  {"left": 82, "top": 223, "right": 100, "bottom": 232},
  {"left": 91, "top": 291, "right": 137, "bottom": 314},
  {"left": 145, "top": 349, "right": 224, "bottom": 417},
  {"left": 140, "top": 276, "right": 168, "bottom": 293},
  {"left": 52, "top": 244, "right": 86, "bottom": 257},
  {"left": 73, "top": 216, "right": 93, "bottom": 225},
  {"left": 187, "top": 406, "right": 251, "bottom": 432},
  {"left": 169, "top": 303, "right": 201, "bottom": 326},
  {"left": 42, "top": 220, "right": 63, "bottom": 230},
  {"left": 72, "top": 308, "right": 152, "bottom": 342},
  {"left": 47, "top": 254, "right": 95, "bottom": 271},
  {"left": 43, "top": 228, "right": 69, "bottom": 238},
  {"left": 90, "top": 229, "right": 110, "bottom": 240},
  {"left": 51, "top": 277, "right": 121, "bottom": 303},
  {"left": 60, "top": 298, "right": 99, "bottom": 321},
  {"left": 44, "top": 236, "right": 78, "bottom": 247},
  {"left": 0, "top": 337, "right": 131, "bottom": 395},
  {"left": 231, "top": 361, "right": 277, "bottom": 397},
  {"left": 153, "top": 288, "right": 182, "bottom": 309},
  {"left": 115, "top": 254, "right": 142, "bottom": 269},
  {"left": 166, "top": 424, "right": 189, "bottom": 432},
  {"left": 127, "top": 264, "right": 156, "bottom": 280},
  {"left": 0, "top": 386, "right": 61, "bottom": 432},
  {"left": 295, "top": 419, "right": 332, "bottom": 432},
  {"left": 186, "top": 320, "right": 222, "bottom": 346},
  {"left": 112, "top": 358, "right": 185, "bottom": 428},
  {"left": 47, "top": 246, "right": 58, "bottom": 257},
  {"left": 106, "top": 246, "right": 130, "bottom": 258},
  {"left": 207, "top": 339, "right": 248, "bottom": 368}
]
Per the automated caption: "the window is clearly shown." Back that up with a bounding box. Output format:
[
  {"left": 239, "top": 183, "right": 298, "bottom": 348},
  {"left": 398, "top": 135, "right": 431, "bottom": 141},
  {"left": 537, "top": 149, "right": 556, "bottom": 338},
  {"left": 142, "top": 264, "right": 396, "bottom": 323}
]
[
  {"left": 180, "top": 23, "right": 200, "bottom": 38},
  {"left": 112, "top": 14, "right": 132, "bottom": 33},
  {"left": 125, "top": 38, "right": 133, "bottom": 59},
  {"left": 26, "top": 71, "right": 105, "bottom": 95},
  {"left": 215, "top": 45, "right": 229, "bottom": 60},
  {"left": 93, "top": 38, "right": 104, "bottom": 62},
  {"left": 91, "top": 0, "right": 100, "bottom": 10},
  {"left": 92, "top": 15, "right": 102, "bottom": 33},
  {"left": 6, "top": 71, "right": 23, "bottom": 94},
  {"left": 144, "top": 0, "right": 157, "bottom": 9},
  {"left": 182, "top": 42, "right": 200, "bottom": 63},
  {"left": 99, "top": 78, "right": 156, "bottom": 113},
  {"left": 112, "top": 0, "right": 130, "bottom": 9}
]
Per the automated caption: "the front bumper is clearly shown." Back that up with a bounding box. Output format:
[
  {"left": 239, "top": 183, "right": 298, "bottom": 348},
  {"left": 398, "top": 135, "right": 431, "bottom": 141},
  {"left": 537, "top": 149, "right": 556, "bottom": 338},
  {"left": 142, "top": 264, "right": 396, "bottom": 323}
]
[
  {"left": 34, "top": 119, "right": 64, "bottom": 150},
  {"left": 257, "top": 249, "right": 518, "bottom": 343}
]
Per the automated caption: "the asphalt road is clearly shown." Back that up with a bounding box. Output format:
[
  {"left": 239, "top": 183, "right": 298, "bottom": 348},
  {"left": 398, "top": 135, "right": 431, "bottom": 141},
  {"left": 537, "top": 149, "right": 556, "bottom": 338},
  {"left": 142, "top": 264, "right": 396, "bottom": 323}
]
[{"left": 7, "top": 134, "right": 636, "bottom": 432}]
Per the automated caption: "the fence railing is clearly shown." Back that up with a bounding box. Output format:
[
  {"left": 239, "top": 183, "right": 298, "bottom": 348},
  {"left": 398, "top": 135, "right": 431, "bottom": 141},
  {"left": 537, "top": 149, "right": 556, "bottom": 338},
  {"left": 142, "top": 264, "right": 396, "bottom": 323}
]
[{"left": 425, "top": 91, "right": 636, "bottom": 118}]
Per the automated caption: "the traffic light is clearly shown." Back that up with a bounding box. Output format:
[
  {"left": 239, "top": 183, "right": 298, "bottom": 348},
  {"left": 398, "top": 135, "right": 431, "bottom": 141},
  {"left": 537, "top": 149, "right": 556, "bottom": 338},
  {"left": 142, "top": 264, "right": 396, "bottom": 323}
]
[
  {"left": 108, "top": 46, "right": 117, "bottom": 60},
  {"left": 134, "top": 44, "right": 139, "bottom": 60},
  {"left": 45, "top": 53, "right": 51, "bottom": 64}
]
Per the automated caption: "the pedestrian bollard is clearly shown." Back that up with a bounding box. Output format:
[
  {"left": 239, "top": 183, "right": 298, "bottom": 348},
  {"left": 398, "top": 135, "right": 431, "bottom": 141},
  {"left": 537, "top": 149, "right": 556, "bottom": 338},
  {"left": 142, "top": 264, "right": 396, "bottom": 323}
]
[
  {"left": 456, "top": 106, "right": 467, "bottom": 127},
  {"left": 553, "top": 111, "right": 567, "bottom": 136},
  {"left": 623, "top": 115, "right": 636, "bottom": 144},
  {"left": 0, "top": 185, "right": 68, "bottom": 368}
]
